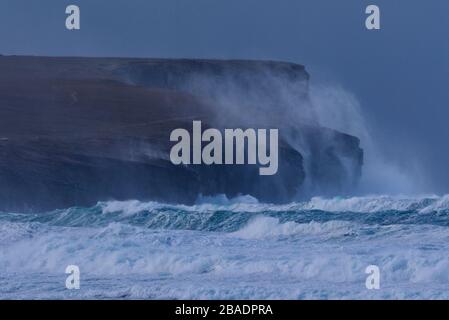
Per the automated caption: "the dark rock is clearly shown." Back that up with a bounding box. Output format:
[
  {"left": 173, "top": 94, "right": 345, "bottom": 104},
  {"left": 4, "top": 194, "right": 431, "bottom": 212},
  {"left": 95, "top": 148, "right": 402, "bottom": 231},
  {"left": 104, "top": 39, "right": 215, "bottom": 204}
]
[{"left": 0, "top": 56, "right": 362, "bottom": 212}]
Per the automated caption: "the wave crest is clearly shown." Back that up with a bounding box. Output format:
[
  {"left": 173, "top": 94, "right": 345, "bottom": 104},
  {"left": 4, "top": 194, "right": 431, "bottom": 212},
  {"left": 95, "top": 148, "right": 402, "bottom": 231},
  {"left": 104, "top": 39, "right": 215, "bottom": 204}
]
[{"left": 231, "top": 216, "right": 354, "bottom": 239}]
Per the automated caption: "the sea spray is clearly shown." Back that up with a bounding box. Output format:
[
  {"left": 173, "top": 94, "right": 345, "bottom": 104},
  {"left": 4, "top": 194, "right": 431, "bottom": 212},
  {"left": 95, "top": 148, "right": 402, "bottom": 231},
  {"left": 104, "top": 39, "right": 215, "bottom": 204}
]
[{"left": 2, "top": 195, "right": 449, "bottom": 299}]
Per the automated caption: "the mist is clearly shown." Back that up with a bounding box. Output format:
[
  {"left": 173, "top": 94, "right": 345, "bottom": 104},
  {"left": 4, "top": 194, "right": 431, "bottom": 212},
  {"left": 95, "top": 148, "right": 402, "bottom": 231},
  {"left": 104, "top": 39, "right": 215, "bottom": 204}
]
[{"left": 310, "top": 83, "right": 430, "bottom": 195}]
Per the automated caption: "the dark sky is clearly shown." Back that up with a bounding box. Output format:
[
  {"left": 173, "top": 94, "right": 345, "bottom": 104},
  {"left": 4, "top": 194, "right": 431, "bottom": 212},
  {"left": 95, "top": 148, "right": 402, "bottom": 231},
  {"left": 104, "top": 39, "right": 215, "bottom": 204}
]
[{"left": 1, "top": 0, "right": 448, "bottom": 193}]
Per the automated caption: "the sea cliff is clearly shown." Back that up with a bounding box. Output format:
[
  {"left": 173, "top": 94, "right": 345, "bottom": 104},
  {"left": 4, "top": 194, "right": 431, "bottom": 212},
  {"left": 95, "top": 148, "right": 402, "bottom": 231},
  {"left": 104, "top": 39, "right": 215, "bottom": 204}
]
[{"left": 0, "top": 56, "right": 363, "bottom": 212}]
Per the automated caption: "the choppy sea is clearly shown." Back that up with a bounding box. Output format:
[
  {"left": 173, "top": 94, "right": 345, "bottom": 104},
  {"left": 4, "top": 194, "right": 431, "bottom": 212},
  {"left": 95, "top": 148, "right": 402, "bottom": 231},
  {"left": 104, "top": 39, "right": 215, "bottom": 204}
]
[{"left": 2, "top": 194, "right": 449, "bottom": 299}]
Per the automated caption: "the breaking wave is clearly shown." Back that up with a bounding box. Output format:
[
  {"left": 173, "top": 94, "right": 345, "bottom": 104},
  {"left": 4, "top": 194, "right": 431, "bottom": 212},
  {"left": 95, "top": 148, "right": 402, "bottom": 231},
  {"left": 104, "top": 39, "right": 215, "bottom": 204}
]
[
  {"left": 2, "top": 194, "right": 449, "bottom": 299},
  {"left": 2, "top": 194, "right": 449, "bottom": 231}
]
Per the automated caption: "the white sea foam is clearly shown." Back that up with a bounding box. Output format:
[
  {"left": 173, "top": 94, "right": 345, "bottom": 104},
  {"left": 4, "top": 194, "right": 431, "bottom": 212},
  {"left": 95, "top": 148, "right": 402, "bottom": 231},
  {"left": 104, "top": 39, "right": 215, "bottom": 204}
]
[
  {"left": 2, "top": 195, "right": 449, "bottom": 299},
  {"left": 100, "top": 194, "right": 261, "bottom": 215},
  {"left": 231, "top": 216, "right": 354, "bottom": 239},
  {"left": 418, "top": 194, "right": 449, "bottom": 214},
  {"left": 298, "top": 195, "right": 443, "bottom": 213},
  {"left": 1, "top": 217, "right": 449, "bottom": 299},
  {"left": 99, "top": 194, "right": 449, "bottom": 216}
]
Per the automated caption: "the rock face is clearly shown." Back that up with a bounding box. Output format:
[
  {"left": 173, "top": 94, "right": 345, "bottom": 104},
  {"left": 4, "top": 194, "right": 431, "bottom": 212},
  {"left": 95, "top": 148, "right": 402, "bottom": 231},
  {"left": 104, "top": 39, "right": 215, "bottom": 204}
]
[{"left": 0, "top": 56, "right": 363, "bottom": 212}]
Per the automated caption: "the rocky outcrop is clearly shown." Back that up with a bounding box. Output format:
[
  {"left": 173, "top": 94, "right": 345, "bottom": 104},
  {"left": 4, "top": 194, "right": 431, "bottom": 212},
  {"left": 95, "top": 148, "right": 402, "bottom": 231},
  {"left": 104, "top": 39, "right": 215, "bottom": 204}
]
[{"left": 0, "top": 56, "right": 362, "bottom": 212}]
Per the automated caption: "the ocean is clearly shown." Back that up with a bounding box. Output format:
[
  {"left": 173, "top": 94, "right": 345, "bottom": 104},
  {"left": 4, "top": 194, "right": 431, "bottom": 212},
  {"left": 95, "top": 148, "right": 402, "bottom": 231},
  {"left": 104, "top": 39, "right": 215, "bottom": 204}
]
[{"left": 1, "top": 194, "right": 449, "bottom": 299}]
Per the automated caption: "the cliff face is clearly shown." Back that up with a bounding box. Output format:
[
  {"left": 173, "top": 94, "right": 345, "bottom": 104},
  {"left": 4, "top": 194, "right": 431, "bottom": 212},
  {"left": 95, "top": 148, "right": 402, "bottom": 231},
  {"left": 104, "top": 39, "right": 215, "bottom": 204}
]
[{"left": 0, "top": 56, "right": 362, "bottom": 212}]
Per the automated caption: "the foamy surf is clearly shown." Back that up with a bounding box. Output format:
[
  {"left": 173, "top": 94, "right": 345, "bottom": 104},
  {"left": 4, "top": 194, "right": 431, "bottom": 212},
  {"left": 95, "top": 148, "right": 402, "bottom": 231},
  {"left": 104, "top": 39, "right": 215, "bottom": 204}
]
[
  {"left": 100, "top": 194, "right": 449, "bottom": 216},
  {"left": 1, "top": 194, "right": 449, "bottom": 299}
]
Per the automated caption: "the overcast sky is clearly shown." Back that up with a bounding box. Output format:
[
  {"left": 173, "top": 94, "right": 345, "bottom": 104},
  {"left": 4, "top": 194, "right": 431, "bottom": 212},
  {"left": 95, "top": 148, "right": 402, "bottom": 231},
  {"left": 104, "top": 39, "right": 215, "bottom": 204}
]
[{"left": 0, "top": 0, "right": 448, "bottom": 193}]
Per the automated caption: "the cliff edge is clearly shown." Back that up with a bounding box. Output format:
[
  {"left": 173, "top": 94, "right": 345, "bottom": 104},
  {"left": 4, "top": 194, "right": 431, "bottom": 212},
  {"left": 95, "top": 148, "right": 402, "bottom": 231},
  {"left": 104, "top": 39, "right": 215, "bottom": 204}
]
[{"left": 0, "top": 56, "right": 363, "bottom": 212}]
